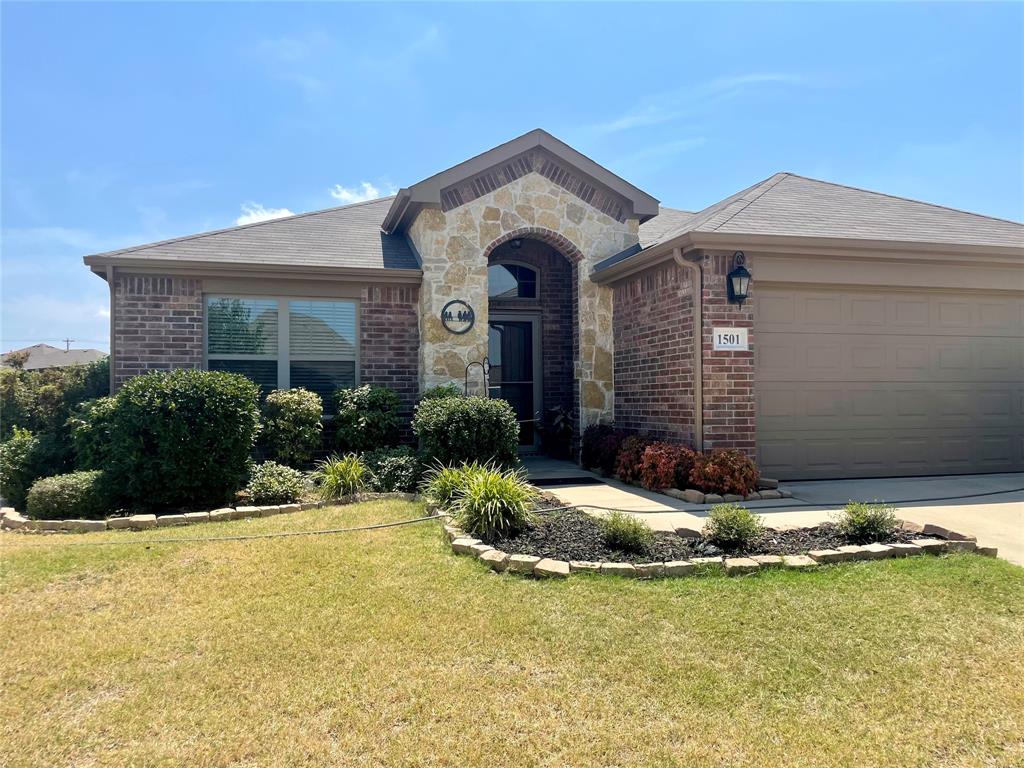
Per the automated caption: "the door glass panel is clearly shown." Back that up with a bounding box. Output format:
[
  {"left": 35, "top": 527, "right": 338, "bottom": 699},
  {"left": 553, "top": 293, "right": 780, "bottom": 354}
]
[{"left": 488, "top": 320, "right": 535, "bottom": 446}]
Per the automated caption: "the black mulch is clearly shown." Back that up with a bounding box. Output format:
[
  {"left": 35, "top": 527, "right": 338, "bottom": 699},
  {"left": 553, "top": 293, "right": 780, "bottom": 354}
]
[{"left": 481, "top": 508, "right": 928, "bottom": 564}]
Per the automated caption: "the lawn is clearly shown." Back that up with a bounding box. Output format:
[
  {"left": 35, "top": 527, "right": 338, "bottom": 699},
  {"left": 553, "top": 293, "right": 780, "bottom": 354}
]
[{"left": 2, "top": 500, "right": 1022, "bottom": 767}]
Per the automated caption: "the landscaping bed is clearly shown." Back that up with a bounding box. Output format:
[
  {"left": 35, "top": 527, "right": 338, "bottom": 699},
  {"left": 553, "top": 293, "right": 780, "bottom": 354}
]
[{"left": 483, "top": 508, "right": 932, "bottom": 564}]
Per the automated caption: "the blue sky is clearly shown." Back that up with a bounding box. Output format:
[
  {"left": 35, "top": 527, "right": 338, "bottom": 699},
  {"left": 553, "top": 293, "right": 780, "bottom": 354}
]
[{"left": 3, "top": 1, "right": 1022, "bottom": 353}]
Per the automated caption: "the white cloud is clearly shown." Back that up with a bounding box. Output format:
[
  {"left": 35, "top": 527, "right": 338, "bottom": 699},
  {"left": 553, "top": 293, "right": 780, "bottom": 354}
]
[
  {"left": 329, "top": 182, "right": 396, "bottom": 205},
  {"left": 235, "top": 202, "right": 295, "bottom": 226}
]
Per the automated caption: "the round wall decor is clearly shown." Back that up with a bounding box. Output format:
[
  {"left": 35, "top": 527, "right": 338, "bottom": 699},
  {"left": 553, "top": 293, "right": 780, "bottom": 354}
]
[{"left": 441, "top": 299, "right": 475, "bottom": 335}]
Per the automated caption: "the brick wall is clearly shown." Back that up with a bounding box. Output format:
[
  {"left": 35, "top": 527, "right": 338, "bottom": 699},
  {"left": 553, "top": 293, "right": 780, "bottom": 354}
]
[
  {"left": 112, "top": 273, "right": 203, "bottom": 387},
  {"left": 700, "top": 251, "right": 755, "bottom": 455},
  {"left": 360, "top": 284, "right": 420, "bottom": 426},
  {"left": 612, "top": 261, "right": 696, "bottom": 443}
]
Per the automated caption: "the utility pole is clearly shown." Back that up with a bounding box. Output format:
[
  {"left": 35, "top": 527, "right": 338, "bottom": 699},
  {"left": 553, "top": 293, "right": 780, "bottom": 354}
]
[{"left": 62, "top": 338, "right": 74, "bottom": 351}]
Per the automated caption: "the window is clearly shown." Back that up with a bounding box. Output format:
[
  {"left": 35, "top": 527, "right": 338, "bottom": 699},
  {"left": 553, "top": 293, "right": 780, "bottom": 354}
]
[
  {"left": 488, "top": 263, "right": 537, "bottom": 299},
  {"left": 206, "top": 296, "right": 357, "bottom": 401}
]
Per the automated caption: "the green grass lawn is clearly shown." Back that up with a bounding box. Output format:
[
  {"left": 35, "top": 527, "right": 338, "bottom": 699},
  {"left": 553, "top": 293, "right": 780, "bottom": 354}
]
[{"left": 2, "top": 500, "right": 1022, "bottom": 767}]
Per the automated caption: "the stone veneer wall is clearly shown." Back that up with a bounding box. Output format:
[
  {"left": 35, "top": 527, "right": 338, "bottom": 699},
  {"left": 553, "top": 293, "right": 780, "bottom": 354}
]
[
  {"left": 700, "top": 250, "right": 755, "bottom": 456},
  {"left": 407, "top": 172, "right": 638, "bottom": 429},
  {"left": 112, "top": 273, "right": 203, "bottom": 387},
  {"left": 613, "top": 261, "right": 697, "bottom": 443}
]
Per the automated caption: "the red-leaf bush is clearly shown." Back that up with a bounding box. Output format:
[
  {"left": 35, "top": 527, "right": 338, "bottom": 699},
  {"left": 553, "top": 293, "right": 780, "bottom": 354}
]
[
  {"left": 615, "top": 435, "right": 653, "bottom": 485},
  {"left": 581, "top": 424, "right": 627, "bottom": 476},
  {"left": 639, "top": 442, "right": 698, "bottom": 490},
  {"left": 688, "top": 449, "right": 760, "bottom": 496}
]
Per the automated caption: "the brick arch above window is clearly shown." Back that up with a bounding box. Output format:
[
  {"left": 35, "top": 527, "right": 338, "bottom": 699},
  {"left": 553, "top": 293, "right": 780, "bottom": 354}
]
[{"left": 482, "top": 227, "right": 586, "bottom": 265}]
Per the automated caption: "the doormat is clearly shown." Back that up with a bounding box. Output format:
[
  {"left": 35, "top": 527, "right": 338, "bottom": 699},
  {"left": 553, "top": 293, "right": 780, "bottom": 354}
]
[{"left": 530, "top": 477, "right": 605, "bottom": 488}]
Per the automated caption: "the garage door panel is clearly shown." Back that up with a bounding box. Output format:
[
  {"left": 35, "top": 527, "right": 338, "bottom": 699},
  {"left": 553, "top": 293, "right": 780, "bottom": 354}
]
[{"left": 756, "top": 286, "right": 1024, "bottom": 479}]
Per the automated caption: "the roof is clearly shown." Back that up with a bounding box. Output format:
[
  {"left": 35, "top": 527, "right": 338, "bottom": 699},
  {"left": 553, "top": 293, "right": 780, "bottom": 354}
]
[
  {"left": 2, "top": 343, "right": 107, "bottom": 370},
  {"left": 596, "top": 172, "right": 1024, "bottom": 274},
  {"left": 84, "top": 197, "right": 420, "bottom": 275},
  {"left": 381, "top": 129, "right": 661, "bottom": 233}
]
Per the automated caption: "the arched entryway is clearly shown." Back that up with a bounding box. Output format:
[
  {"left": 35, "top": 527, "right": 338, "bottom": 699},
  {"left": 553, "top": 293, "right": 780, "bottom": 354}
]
[{"left": 486, "top": 233, "right": 579, "bottom": 456}]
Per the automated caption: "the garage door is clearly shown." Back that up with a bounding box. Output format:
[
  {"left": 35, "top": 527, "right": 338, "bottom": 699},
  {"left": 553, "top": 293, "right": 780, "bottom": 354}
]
[{"left": 756, "top": 286, "right": 1024, "bottom": 479}]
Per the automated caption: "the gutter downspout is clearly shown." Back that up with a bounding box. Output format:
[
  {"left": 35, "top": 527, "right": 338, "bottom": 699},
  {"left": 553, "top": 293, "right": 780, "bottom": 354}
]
[
  {"left": 106, "top": 265, "right": 116, "bottom": 393},
  {"left": 672, "top": 248, "right": 703, "bottom": 451}
]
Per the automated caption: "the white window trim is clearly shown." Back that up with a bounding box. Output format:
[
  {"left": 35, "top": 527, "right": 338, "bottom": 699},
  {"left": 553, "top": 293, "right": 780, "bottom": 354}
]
[{"left": 204, "top": 294, "right": 361, "bottom": 390}]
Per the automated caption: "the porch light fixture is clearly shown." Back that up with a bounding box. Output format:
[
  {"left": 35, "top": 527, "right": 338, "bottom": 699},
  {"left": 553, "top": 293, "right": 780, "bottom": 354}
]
[
  {"left": 727, "top": 251, "right": 752, "bottom": 306},
  {"left": 509, "top": 238, "right": 523, "bottom": 249}
]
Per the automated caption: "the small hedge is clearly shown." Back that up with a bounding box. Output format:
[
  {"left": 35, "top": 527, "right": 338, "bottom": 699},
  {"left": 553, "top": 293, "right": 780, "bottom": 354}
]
[
  {"left": 639, "top": 442, "right": 697, "bottom": 491},
  {"left": 688, "top": 449, "right": 760, "bottom": 496},
  {"left": 106, "top": 370, "right": 261, "bottom": 509},
  {"left": 581, "top": 424, "right": 624, "bottom": 476},
  {"left": 246, "top": 461, "right": 306, "bottom": 504},
  {"left": 335, "top": 385, "right": 401, "bottom": 453},
  {"left": 70, "top": 396, "right": 117, "bottom": 470},
  {"left": 420, "top": 384, "right": 462, "bottom": 401},
  {"left": 0, "top": 428, "right": 40, "bottom": 510},
  {"left": 837, "top": 501, "right": 899, "bottom": 544},
  {"left": 413, "top": 396, "right": 519, "bottom": 467},
  {"left": 260, "top": 388, "right": 323, "bottom": 467},
  {"left": 599, "top": 510, "right": 653, "bottom": 553},
  {"left": 26, "top": 470, "right": 111, "bottom": 520},
  {"left": 364, "top": 446, "right": 420, "bottom": 493},
  {"left": 703, "top": 503, "right": 764, "bottom": 552},
  {"left": 615, "top": 435, "right": 652, "bottom": 485}
]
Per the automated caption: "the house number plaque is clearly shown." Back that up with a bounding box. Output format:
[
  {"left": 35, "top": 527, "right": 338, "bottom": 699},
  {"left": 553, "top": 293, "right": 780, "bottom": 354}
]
[
  {"left": 712, "top": 327, "right": 749, "bottom": 351},
  {"left": 441, "top": 300, "right": 475, "bottom": 335}
]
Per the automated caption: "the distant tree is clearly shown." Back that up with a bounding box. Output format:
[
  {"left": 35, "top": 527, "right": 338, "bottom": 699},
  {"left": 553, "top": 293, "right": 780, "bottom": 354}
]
[
  {"left": 206, "top": 298, "right": 267, "bottom": 354},
  {"left": 4, "top": 350, "right": 29, "bottom": 369}
]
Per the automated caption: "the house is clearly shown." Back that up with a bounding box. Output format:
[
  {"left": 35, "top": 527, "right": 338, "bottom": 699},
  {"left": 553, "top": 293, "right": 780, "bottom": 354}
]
[
  {"left": 83, "top": 129, "right": 1024, "bottom": 479},
  {"left": 1, "top": 343, "right": 106, "bottom": 370}
]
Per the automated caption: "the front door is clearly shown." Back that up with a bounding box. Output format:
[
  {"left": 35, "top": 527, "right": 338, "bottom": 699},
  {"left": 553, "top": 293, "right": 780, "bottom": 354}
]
[{"left": 488, "top": 314, "right": 542, "bottom": 448}]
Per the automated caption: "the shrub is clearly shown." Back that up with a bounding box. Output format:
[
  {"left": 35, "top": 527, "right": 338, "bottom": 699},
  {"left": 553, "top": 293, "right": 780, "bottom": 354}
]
[
  {"left": 639, "top": 442, "right": 698, "bottom": 491},
  {"left": 703, "top": 503, "right": 764, "bottom": 552},
  {"left": 615, "top": 435, "right": 652, "bottom": 484},
  {"left": 420, "top": 462, "right": 489, "bottom": 509},
  {"left": 599, "top": 510, "right": 653, "bottom": 553},
  {"left": 246, "top": 461, "right": 306, "bottom": 504},
  {"left": 688, "top": 449, "right": 760, "bottom": 496},
  {"left": 314, "top": 454, "right": 368, "bottom": 500},
  {"left": 538, "top": 405, "right": 574, "bottom": 460},
  {"left": 260, "top": 388, "right": 323, "bottom": 467},
  {"left": 69, "top": 396, "right": 117, "bottom": 470},
  {"left": 581, "top": 424, "right": 620, "bottom": 473},
  {"left": 364, "top": 446, "right": 420, "bottom": 493},
  {"left": 105, "top": 370, "right": 261, "bottom": 509},
  {"left": 0, "top": 428, "right": 39, "bottom": 510},
  {"left": 837, "top": 501, "right": 899, "bottom": 544},
  {"left": 412, "top": 395, "right": 519, "bottom": 467},
  {"left": 420, "top": 383, "right": 462, "bottom": 401},
  {"left": 26, "top": 470, "right": 111, "bottom": 520},
  {"left": 334, "top": 385, "right": 401, "bottom": 453},
  {"left": 0, "top": 358, "right": 109, "bottom": 441},
  {"left": 450, "top": 465, "right": 538, "bottom": 538}
]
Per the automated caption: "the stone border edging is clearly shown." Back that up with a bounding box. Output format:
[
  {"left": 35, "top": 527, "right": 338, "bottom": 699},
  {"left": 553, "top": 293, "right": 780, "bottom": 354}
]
[
  {"left": 442, "top": 518, "right": 997, "bottom": 579},
  {"left": 0, "top": 493, "right": 419, "bottom": 534},
  {"left": 657, "top": 477, "right": 792, "bottom": 505}
]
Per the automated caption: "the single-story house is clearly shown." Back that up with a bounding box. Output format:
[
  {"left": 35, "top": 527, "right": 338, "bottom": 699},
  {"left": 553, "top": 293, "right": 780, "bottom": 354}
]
[
  {"left": 1, "top": 343, "right": 107, "bottom": 370},
  {"left": 84, "top": 129, "right": 1024, "bottom": 479}
]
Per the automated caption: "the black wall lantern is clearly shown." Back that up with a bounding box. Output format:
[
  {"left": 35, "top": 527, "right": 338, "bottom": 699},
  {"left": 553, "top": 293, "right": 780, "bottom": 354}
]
[{"left": 727, "top": 251, "right": 752, "bottom": 306}]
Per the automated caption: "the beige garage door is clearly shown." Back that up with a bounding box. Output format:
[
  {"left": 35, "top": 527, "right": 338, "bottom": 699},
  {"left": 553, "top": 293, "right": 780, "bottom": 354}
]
[{"left": 756, "top": 286, "right": 1024, "bottom": 479}]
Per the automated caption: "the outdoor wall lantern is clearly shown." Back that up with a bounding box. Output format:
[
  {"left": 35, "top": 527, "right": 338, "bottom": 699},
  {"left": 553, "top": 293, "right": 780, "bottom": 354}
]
[
  {"left": 509, "top": 238, "right": 523, "bottom": 250},
  {"left": 727, "top": 251, "right": 752, "bottom": 306}
]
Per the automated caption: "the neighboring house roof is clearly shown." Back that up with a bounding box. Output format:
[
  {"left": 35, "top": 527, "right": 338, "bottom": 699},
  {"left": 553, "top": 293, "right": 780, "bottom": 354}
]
[
  {"left": 84, "top": 197, "right": 420, "bottom": 276},
  {"left": 1, "top": 343, "right": 106, "bottom": 370},
  {"left": 596, "top": 172, "right": 1024, "bottom": 275}
]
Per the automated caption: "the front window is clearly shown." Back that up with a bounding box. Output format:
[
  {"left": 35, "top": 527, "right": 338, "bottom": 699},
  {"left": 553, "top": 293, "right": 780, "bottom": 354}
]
[
  {"left": 488, "top": 263, "right": 537, "bottom": 299},
  {"left": 206, "top": 296, "right": 357, "bottom": 402}
]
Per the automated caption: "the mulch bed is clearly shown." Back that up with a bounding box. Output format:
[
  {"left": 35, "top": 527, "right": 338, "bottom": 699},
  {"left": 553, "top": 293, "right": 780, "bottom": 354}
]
[{"left": 482, "top": 508, "right": 928, "bottom": 564}]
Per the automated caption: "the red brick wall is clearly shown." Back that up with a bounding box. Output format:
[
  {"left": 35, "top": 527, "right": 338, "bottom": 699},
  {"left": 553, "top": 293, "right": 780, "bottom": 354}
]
[
  {"left": 360, "top": 284, "right": 420, "bottom": 425},
  {"left": 612, "top": 262, "right": 696, "bottom": 443},
  {"left": 112, "top": 273, "right": 203, "bottom": 388},
  {"left": 700, "top": 251, "right": 755, "bottom": 456}
]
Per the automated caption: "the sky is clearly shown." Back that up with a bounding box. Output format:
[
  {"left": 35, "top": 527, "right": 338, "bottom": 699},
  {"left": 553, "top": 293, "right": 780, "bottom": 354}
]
[{"left": 2, "top": 1, "right": 1022, "bottom": 353}]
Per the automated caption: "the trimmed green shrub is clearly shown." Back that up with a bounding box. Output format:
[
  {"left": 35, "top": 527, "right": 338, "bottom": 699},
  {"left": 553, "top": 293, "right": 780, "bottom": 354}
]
[
  {"left": 615, "top": 435, "right": 652, "bottom": 484},
  {"left": 246, "top": 461, "right": 306, "bottom": 504},
  {"left": 450, "top": 465, "right": 538, "bottom": 538},
  {"left": 420, "top": 384, "right": 462, "bottom": 401},
  {"left": 106, "top": 370, "right": 261, "bottom": 509},
  {"left": 837, "top": 501, "right": 899, "bottom": 544},
  {"left": 260, "top": 388, "right": 323, "bottom": 467},
  {"left": 0, "top": 428, "right": 39, "bottom": 510},
  {"left": 0, "top": 358, "right": 109, "bottom": 441},
  {"left": 703, "top": 503, "right": 764, "bottom": 552},
  {"left": 412, "top": 396, "right": 519, "bottom": 467},
  {"left": 334, "top": 385, "right": 401, "bottom": 453},
  {"left": 314, "top": 454, "right": 368, "bottom": 500},
  {"left": 420, "top": 462, "right": 489, "bottom": 509},
  {"left": 364, "top": 446, "right": 420, "bottom": 492},
  {"left": 599, "top": 510, "right": 653, "bottom": 553},
  {"left": 69, "top": 396, "right": 117, "bottom": 470},
  {"left": 26, "top": 470, "right": 111, "bottom": 520},
  {"left": 639, "top": 442, "right": 698, "bottom": 491},
  {"left": 688, "top": 449, "right": 760, "bottom": 496}
]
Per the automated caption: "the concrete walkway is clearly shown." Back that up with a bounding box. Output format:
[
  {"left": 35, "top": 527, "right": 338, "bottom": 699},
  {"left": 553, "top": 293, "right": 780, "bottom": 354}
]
[{"left": 525, "top": 459, "right": 1024, "bottom": 566}]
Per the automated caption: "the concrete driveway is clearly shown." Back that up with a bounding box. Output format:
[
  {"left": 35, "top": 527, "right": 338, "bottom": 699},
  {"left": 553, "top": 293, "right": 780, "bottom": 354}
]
[{"left": 539, "top": 466, "right": 1024, "bottom": 566}]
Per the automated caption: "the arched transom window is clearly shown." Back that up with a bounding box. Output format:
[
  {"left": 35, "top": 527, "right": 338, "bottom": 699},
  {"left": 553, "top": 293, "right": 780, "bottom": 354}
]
[{"left": 488, "top": 262, "right": 538, "bottom": 299}]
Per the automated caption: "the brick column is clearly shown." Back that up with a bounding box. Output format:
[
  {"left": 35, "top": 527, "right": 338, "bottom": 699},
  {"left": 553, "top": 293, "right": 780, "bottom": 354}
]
[{"left": 360, "top": 285, "right": 420, "bottom": 429}]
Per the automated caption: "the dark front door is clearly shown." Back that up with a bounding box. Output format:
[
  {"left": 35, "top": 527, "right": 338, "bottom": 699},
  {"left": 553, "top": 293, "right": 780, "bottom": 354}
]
[{"left": 488, "top": 316, "right": 541, "bottom": 447}]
